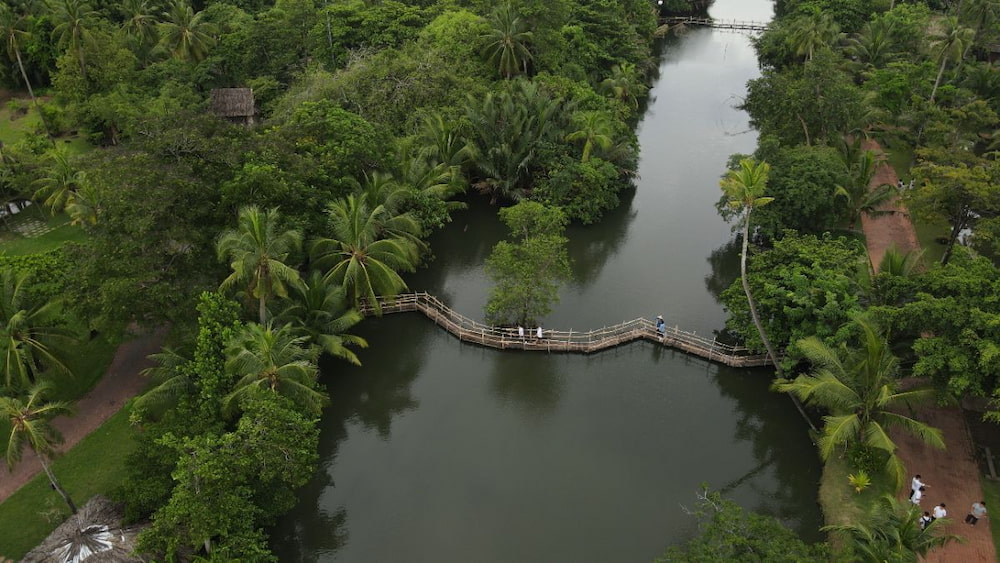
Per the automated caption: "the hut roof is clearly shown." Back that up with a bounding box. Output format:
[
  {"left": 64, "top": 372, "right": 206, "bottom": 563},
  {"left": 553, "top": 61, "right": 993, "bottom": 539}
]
[{"left": 209, "top": 88, "right": 255, "bottom": 118}]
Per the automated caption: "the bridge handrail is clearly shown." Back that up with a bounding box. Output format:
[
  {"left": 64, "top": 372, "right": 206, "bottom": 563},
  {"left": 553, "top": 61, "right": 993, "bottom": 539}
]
[{"left": 363, "top": 293, "right": 770, "bottom": 360}]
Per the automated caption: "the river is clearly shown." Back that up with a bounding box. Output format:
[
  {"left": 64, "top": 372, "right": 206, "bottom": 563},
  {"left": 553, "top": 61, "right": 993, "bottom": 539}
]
[{"left": 271, "top": 1, "right": 823, "bottom": 560}]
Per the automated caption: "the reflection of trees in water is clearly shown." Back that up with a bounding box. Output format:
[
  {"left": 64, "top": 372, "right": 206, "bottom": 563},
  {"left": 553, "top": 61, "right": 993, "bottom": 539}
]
[
  {"left": 271, "top": 316, "right": 427, "bottom": 558},
  {"left": 489, "top": 352, "right": 566, "bottom": 418},
  {"left": 704, "top": 237, "right": 741, "bottom": 302},
  {"left": 710, "top": 364, "right": 823, "bottom": 541},
  {"left": 566, "top": 187, "right": 637, "bottom": 286}
]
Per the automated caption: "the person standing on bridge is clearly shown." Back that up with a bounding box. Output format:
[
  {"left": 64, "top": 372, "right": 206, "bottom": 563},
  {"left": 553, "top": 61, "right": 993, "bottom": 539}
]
[
  {"left": 518, "top": 325, "right": 524, "bottom": 339},
  {"left": 536, "top": 326, "right": 544, "bottom": 339},
  {"left": 656, "top": 315, "right": 665, "bottom": 334}
]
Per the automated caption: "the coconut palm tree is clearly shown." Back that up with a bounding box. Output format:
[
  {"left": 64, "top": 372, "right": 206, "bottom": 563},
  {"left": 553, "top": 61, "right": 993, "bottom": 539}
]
[
  {"left": 565, "top": 111, "right": 615, "bottom": 163},
  {"left": 773, "top": 315, "right": 945, "bottom": 488},
  {"left": 119, "top": 0, "right": 160, "bottom": 57},
  {"left": 158, "top": 0, "right": 216, "bottom": 62},
  {"left": 834, "top": 145, "right": 896, "bottom": 231},
  {"left": 1, "top": 381, "right": 77, "bottom": 513},
  {"left": 929, "top": 17, "right": 975, "bottom": 102},
  {"left": 217, "top": 206, "right": 303, "bottom": 325},
  {"left": 823, "top": 494, "right": 960, "bottom": 561},
  {"left": 33, "top": 146, "right": 85, "bottom": 214},
  {"left": 48, "top": 0, "right": 98, "bottom": 80},
  {"left": 788, "top": 12, "right": 840, "bottom": 61},
  {"left": 844, "top": 17, "right": 899, "bottom": 73},
  {"left": 720, "top": 159, "right": 780, "bottom": 373},
  {"left": 222, "top": 322, "right": 326, "bottom": 416},
  {"left": 599, "top": 62, "right": 648, "bottom": 109},
  {"left": 276, "top": 270, "right": 368, "bottom": 365},
  {"left": 0, "top": 268, "right": 75, "bottom": 390},
  {"left": 480, "top": 3, "right": 533, "bottom": 79},
  {"left": 960, "top": 0, "right": 1000, "bottom": 47},
  {"left": 132, "top": 346, "right": 191, "bottom": 419},
  {"left": 311, "top": 195, "right": 420, "bottom": 315},
  {"left": 0, "top": 5, "right": 54, "bottom": 143}
]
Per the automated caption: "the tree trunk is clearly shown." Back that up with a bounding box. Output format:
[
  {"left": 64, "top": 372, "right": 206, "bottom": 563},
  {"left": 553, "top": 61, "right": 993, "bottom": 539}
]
[
  {"left": 930, "top": 56, "right": 948, "bottom": 102},
  {"left": 15, "top": 48, "right": 55, "bottom": 146},
  {"left": 39, "top": 456, "right": 77, "bottom": 514},
  {"left": 741, "top": 210, "right": 818, "bottom": 433},
  {"left": 941, "top": 217, "right": 966, "bottom": 265},
  {"left": 796, "top": 113, "right": 811, "bottom": 146},
  {"left": 259, "top": 291, "right": 267, "bottom": 325}
]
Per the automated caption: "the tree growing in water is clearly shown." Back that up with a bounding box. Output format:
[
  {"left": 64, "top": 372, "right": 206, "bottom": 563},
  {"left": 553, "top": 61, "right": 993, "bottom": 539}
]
[{"left": 485, "top": 201, "right": 570, "bottom": 327}]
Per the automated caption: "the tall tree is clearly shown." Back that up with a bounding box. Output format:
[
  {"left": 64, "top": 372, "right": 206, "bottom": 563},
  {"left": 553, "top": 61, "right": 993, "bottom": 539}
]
[
  {"left": 720, "top": 159, "right": 781, "bottom": 373},
  {"left": 158, "top": 0, "right": 216, "bottom": 62},
  {"left": 928, "top": 16, "right": 974, "bottom": 102},
  {"left": 119, "top": 0, "right": 160, "bottom": 57},
  {"left": 222, "top": 322, "right": 326, "bottom": 417},
  {"left": 217, "top": 206, "right": 303, "bottom": 325},
  {"left": 788, "top": 12, "right": 840, "bottom": 61},
  {"left": 311, "top": 195, "right": 420, "bottom": 315},
  {"left": 1, "top": 381, "right": 77, "bottom": 513},
  {"left": 599, "top": 62, "right": 648, "bottom": 109},
  {"left": 0, "top": 5, "right": 54, "bottom": 142},
  {"left": 0, "top": 268, "right": 75, "bottom": 390},
  {"left": 834, "top": 142, "right": 896, "bottom": 231},
  {"left": 48, "top": 0, "right": 98, "bottom": 81},
  {"left": 480, "top": 3, "right": 533, "bottom": 79},
  {"left": 773, "top": 316, "right": 945, "bottom": 488}
]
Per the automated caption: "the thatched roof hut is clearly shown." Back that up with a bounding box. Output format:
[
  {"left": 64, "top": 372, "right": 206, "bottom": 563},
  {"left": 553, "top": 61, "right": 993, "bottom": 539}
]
[{"left": 209, "top": 88, "right": 256, "bottom": 125}]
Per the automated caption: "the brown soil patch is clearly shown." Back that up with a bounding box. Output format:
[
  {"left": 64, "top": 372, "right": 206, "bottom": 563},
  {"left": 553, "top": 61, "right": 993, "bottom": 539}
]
[
  {"left": 862, "top": 141, "right": 995, "bottom": 562},
  {"left": 0, "top": 328, "right": 166, "bottom": 503},
  {"left": 859, "top": 139, "right": 921, "bottom": 271}
]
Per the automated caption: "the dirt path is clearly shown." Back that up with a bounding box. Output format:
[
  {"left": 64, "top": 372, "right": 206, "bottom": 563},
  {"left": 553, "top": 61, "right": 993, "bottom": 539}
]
[
  {"left": 861, "top": 141, "right": 995, "bottom": 562},
  {"left": 0, "top": 328, "right": 165, "bottom": 503}
]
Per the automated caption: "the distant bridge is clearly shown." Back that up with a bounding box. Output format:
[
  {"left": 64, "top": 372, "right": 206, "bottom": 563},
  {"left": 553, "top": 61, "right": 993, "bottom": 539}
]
[
  {"left": 661, "top": 17, "right": 769, "bottom": 32},
  {"left": 361, "top": 292, "right": 775, "bottom": 368}
]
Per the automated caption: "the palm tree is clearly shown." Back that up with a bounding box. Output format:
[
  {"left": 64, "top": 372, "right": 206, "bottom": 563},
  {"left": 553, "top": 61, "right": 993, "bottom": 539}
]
[
  {"left": 929, "top": 17, "right": 975, "bottom": 102},
  {"left": 823, "top": 494, "right": 960, "bottom": 561},
  {"left": 960, "top": 0, "right": 1000, "bottom": 47},
  {"left": 222, "top": 322, "right": 326, "bottom": 416},
  {"left": 788, "top": 12, "right": 840, "bottom": 61},
  {"left": 480, "top": 3, "right": 533, "bottom": 79},
  {"left": 33, "top": 147, "right": 86, "bottom": 214},
  {"left": 158, "top": 0, "right": 216, "bottom": 62},
  {"left": 119, "top": 0, "right": 160, "bottom": 54},
  {"left": 773, "top": 315, "right": 945, "bottom": 488},
  {"left": 132, "top": 346, "right": 191, "bottom": 419},
  {"left": 844, "top": 17, "right": 898, "bottom": 73},
  {"left": 217, "top": 206, "right": 303, "bottom": 325},
  {"left": 277, "top": 270, "right": 368, "bottom": 365},
  {"left": 720, "top": 159, "right": 780, "bottom": 373},
  {"left": 0, "top": 268, "right": 75, "bottom": 390},
  {"left": 565, "top": 111, "right": 614, "bottom": 163},
  {"left": 599, "top": 62, "right": 648, "bottom": 109},
  {"left": 311, "top": 195, "right": 420, "bottom": 316},
  {"left": 0, "top": 5, "right": 54, "bottom": 143},
  {"left": 834, "top": 144, "right": 896, "bottom": 231},
  {"left": 1, "top": 381, "right": 77, "bottom": 513},
  {"left": 48, "top": 0, "right": 98, "bottom": 80}
]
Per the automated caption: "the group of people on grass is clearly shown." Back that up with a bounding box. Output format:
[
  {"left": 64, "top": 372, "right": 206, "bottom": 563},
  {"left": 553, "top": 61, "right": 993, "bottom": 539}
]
[{"left": 910, "top": 474, "right": 988, "bottom": 529}]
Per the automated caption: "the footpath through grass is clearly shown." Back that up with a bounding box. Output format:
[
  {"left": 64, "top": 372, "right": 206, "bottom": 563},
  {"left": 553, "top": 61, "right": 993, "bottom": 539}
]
[
  {"left": 0, "top": 407, "right": 137, "bottom": 559},
  {"left": 981, "top": 478, "right": 1000, "bottom": 555}
]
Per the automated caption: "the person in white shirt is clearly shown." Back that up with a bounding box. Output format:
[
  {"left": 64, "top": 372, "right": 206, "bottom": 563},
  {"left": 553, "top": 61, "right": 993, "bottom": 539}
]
[
  {"left": 933, "top": 503, "right": 947, "bottom": 521},
  {"left": 909, "top": 474, "right": 926, "bottom": 499},
  {"left": 911, "top": 486, "right": 926, "bottom": 505}
]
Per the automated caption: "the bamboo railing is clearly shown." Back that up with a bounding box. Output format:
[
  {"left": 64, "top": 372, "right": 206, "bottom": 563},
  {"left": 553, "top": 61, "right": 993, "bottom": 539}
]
[
  {"left": 361, "top": 293, "right": 775, "bottom": 368},
  {"left": 661, "top": 17, "right": 769, "bottom": 32}
]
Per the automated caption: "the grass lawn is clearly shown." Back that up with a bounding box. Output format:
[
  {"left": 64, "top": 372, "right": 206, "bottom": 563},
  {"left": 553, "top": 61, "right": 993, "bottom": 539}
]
[
  {"left": 913, "top": 217, "right": 950, "bottom": 266},
  {"left": 878, "top": 133, "right": 916, "bottom": 181},
  {"left": 0, "top": 96, "right": 91, "bottom": 154},
  {"left": 981, "top": 478, "right": 1000, "bottom": 555},
  {"left": 0, "top": 407, "right": 138, "bottom": 560},
  {"left": 818, "top": 455, "right": 897, "bottom": 558},
  {"left": 0, "top": 212, "right": 86, "bottom": 256}
]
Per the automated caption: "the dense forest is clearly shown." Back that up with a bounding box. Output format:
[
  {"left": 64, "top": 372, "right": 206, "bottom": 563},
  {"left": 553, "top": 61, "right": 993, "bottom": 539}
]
[
  {"left": 2, "top": 0, "right": 999, "bottom": 559},
  {"left": 0, "top": 0, "right": 665, "bottom": 558}
]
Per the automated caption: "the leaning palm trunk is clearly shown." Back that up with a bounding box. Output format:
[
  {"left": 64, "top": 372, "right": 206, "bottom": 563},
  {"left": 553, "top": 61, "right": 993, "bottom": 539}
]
[
  {"left": 14, "top": 49, "right": 54, "bottom": 144},
  {"left": 40, "top": 456, "right": 77, "bottom": 514},
  {"left": 741, "top": 210, "right": 818, "bottom": 433},
  {"left": 930, "top": 57, "right": 947, "bottom": 102}
]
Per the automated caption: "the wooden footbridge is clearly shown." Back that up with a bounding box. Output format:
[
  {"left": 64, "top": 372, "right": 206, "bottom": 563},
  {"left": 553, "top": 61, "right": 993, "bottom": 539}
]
[
  {"left": 661, "top": 17, "right": 769, "bottom": 32},
  {"left": 361, "top": 293, "right": 774, "bottom": 368}
]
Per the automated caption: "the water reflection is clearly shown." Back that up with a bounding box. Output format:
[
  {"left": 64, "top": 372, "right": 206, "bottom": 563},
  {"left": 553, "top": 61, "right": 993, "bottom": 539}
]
[
  {"left": 489, "top": 351, "right": 566, "bottom": 418},
  {"left": 704, "top": 238, "right": 741, "bottom": 302},
  {"left": 566, "top": 187, "right": 637, "bottom": 286}
]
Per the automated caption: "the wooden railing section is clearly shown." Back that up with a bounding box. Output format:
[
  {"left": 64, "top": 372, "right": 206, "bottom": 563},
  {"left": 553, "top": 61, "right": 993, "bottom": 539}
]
[
  {"left": 661, "top": 17, "right": 769, "bottom": 32},
  {"left": 361, "top": 293, "right": 774, "bottom": 368}
]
